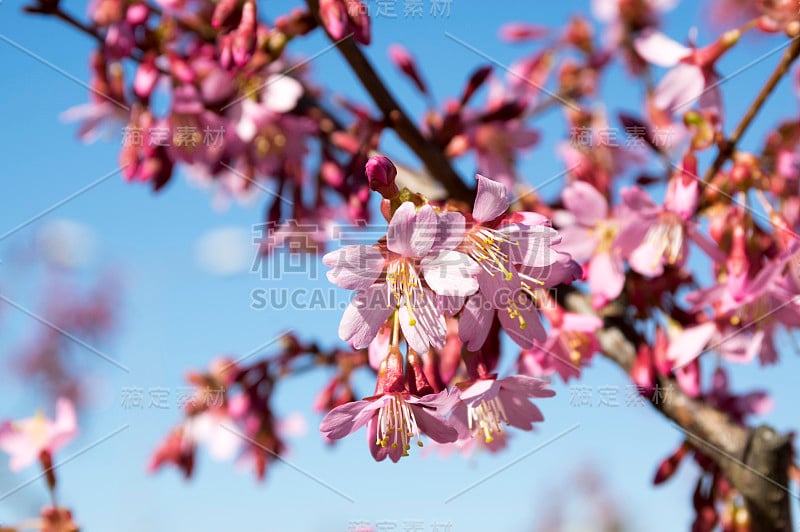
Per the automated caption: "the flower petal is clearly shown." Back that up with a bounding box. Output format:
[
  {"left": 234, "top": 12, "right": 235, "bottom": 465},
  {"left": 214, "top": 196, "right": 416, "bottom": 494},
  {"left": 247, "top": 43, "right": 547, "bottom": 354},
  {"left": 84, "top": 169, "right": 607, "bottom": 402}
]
[
  {"left": 562, "top": 181, "right": 608, "bottom": 226},
  {"left": 339, "top": 285, "right": 393, "bottom": 349},
  {"left": 323, "top": 245, "right": 385, "bottom": 290},
  {"left": 667, "top": 322, "right": 716, "bottom": 368},
  {"left": 633, "top": 30, "right": 690, "bottom": 67},
  {"left": 422, "top": 250, "right": 479, "bottom": 296},
  {"left": 458, "top": 293, "right": 493, "bottom": 350},
  {"left": 412, "top": 406, "right": 459, "bottom": 443},
  {"left": 387, "top": 202, "right": 437, "bottom": 257},
  {"left": 653, "top": 63, "right": 705, "bottom": 113},
  {"left": 473, "top": 174, "right": 510, "bottom": 223}
]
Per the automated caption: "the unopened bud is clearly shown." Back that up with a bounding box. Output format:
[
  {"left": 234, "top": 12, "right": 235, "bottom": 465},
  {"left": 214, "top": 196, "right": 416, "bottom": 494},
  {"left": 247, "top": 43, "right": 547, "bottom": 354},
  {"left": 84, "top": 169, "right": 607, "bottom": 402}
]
[{"left": 366, "top": 156, "right": 399, "bottom": 199}]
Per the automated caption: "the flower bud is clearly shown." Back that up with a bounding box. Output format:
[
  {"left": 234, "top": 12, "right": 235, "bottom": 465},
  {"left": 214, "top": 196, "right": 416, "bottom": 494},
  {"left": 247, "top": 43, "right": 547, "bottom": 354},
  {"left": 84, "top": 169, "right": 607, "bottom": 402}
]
[{"left": 366, "top": 156, "right": 399, "bottom": 199}]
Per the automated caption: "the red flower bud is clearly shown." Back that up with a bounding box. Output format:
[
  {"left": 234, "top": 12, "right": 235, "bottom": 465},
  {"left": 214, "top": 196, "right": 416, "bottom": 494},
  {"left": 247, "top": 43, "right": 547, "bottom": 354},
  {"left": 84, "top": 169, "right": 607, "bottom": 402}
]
[{"left": 366, "top": 156, "right": 399, "bottom": 199}]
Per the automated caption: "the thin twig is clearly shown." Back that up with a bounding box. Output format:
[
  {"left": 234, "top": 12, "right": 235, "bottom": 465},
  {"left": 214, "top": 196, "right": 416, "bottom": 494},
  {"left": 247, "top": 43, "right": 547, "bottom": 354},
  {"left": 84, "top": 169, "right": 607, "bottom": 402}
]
[{"left": 702, "top": 36, "right": 800, "bottom": 184}]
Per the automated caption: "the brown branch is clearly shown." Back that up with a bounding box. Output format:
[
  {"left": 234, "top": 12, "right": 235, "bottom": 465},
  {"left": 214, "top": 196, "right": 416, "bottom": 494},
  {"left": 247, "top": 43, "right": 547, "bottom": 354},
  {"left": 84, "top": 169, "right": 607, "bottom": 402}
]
[
  {"left": 565, "top": 291, "right": 794, "bottom": 532},
  {"left": 304, "top": 0, "right": 473, "bottom": 203},
  {"left": 702, "top": 36, "right": 800, "bottom": 185}
]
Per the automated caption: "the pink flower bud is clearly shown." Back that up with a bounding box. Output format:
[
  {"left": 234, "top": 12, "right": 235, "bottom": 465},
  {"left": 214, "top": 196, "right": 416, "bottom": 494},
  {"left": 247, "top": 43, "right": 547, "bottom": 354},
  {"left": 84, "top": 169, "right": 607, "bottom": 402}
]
[
  {"left": 133, "top": 53, "right": 159, "bottom": 100},
  {"left": 499, "top": 22, "right": 549, "bottom": 42},
  {"left": 126, "top": 3, "right": 149, "bottom": 25},
  {"left": 365, "top": 156, "right": 399, "bottom": 198},
  {"left": 168, "top": 52, "right": 196, "bottom": 84},
  {"left": 232, "top": 0, "right": 257, "bottom": 68},
  {"left": 319, "top": 0, "right": 348, "bottom": 40},
  {"left": 388, "top": 44, "right": 427, "bottom": 94},
  {"left": 665, "top": 153, "right": 699, "bottom": 220},
  {"left": 344, "top": 0, "right": 370, "bottom": 45},
  {"left": 212, "top": 0, "right": 238, "bottom": 28}
]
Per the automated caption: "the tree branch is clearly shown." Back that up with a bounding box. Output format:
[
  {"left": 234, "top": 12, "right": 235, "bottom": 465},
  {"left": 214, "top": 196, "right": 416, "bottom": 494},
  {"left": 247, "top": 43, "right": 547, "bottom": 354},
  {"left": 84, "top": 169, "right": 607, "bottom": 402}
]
[
  {"left": 565, "top": 291, "right": 794, "bottom": 532},
  {"left": 304, "top": 0, "right": 473, "bottom": 203},
  {"left": 702, "top": 36, "right": 800, "bottom": 185}
]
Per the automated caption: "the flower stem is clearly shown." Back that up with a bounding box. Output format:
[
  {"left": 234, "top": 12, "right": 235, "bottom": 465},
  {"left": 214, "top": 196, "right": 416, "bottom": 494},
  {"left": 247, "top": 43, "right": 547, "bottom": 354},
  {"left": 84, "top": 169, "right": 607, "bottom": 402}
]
[{"left": 702, "top": 35, "right": 800, "bottom": 184}]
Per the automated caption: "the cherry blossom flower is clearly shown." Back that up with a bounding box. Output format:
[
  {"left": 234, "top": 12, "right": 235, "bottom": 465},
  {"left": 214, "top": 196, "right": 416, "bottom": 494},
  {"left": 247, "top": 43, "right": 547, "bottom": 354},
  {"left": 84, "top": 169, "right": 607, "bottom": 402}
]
[
  {"left": 320, "top": 351, "right": 458, "bottom": 461},
  {"left": 519, "top": 308, "right": 602, "bottom": 382},
  {"left": 622, "top": 177, "right": 721, "bottom": 278},
  {"left": 634, "top": 29, "right": 740, "bottom": 115},
  {"left": 0, "top": 398, "right": 77, "bottom": 472},
  {"left": 452, "top": 375, "right": 554, "bottom": 444},
  {"left": 555, "top": 180, "right": 633, "bottom": 308},
  {"left": 324, "top": 201, "right": 479, "bottom": 353},
  {"left": 459, "top": 175, "right": 579, "bottom": 350}
]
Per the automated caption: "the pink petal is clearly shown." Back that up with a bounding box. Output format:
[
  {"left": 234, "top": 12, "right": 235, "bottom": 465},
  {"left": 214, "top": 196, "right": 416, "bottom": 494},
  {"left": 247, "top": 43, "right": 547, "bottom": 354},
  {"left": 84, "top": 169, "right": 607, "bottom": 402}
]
[
  {"left": 387, "top": 202, "right": 437, "bottom": 257},
  {"left": 629, "top": 240, "right": 666, "bottom": 277},
  {"left": 499, "top": 390, "right": 544, "bottom": 429},
  {"left": 633, "top": 30, "right": 690, "bottom": 67},
  {"left": 500, "top": 375, "right": 555, "bottom": 398},
  {"left": 461, "top": 379, "right": 501, "bottom": 404},
  {"left": 49, "top": 398, "right": 78, "bottom": 453},
  {"left": 320, "top": 398, "right": 382, "bottom": 440},
  {"left": 339, "top": 285, "right": 393, "bottom": 349},
  {"left": 323, "top": 245, "right": 385, "bottom": 290},
  {"left": 562, "top": 312, "right": 603, "bottom": 333},
  {"left": 434, "top": 211, "right": 467, "bottom": 250},
  {"left": 653, "top": 63, "right": 706, "bottom": 113},
  {"left": 588, "top": 251, "right": 625, "bottom": 302},
  {"left": 562, "top": 181, "right": 608, "bottom": 226},
  {"left": 458, "top": 293, "right": 494, "bottom": 351},
  {"left": 620, "top": 186, "right": 659, "bottom": 215},
  {"left": 738, "top": 392, "right": 773, "bottom": 416},
  {"left": 262, "top": 75, "right": 303, "bottom": 112},
  {"left": 554, "top": 225, "right": 597, "bottom": 262},
  {"left": 500, "top": 301, "right": 546, "bottom": 349},
  {"left": 368, "top": 325, "right": 391, "bottom": 370},
  {"left": 667, "top": 322, "right": 716, "bottom": 368},
  {"left": 412, "top": 407, "right": 458, "bottom": 443},
  {"left": 400, "top": 289, "right": 447, "bottom": 353},
  {"left": 422, "top": 250, "right": 479, "bottom": 296},
  {"left": 473, "top": 174, "right": 510, "bottom": 223},
  {"left": 367, "top": 417, "right": 389, "bottom": 462}
]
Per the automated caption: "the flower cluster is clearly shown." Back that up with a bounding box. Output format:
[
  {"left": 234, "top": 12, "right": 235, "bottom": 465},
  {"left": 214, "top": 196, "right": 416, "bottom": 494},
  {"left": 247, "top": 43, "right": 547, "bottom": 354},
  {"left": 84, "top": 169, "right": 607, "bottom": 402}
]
[{"left": 318, "top": 159, "right": 577, "bottom": 459}]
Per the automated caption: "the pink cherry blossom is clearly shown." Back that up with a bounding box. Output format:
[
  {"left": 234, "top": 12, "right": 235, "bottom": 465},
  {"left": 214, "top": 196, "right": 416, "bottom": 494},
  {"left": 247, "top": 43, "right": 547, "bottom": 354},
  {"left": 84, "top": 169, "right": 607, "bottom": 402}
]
[
  {"left": 634, "top": 29, "right": 740, "bottom": 115},
  {"left": 452, "top": 375, "right": 554, "bottom": 444},
  {"left": 324, "top": 202, "right": 479, "bottom": 353},
  {"left": 458, "top": 175, "right": 579, "bottom": 350},
  {"left": 0, "top": 398, "right": 77, "bottom": 472},
  {"left": 519, "top": 310, "right": 602, "bottom": 382}
]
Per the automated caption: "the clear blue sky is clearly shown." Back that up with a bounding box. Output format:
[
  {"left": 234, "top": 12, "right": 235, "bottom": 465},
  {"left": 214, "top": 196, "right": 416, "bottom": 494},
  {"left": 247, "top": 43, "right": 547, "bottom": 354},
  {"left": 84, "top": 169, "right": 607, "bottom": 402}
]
[{"left": 1, "top": 1, "right": 799, "bottom": 530}]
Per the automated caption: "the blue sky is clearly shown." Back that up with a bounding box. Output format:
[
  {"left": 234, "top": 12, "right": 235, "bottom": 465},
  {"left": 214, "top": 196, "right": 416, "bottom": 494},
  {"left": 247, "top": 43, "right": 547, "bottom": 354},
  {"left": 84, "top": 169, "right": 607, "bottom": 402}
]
[{"left": 1, "top": 1, "right": 799, "bottom": 530}]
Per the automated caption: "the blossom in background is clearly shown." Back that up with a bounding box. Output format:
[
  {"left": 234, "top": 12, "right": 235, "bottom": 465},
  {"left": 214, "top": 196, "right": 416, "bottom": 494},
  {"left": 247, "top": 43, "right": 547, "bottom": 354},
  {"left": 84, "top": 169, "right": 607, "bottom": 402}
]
[
  {"left": 555, "top": 180, "right": 632, "bottom": 308},
  {"left": 634, "top": 28, "right": 740, "bottom": 116},
  {"left": 0, "top": 398, "right": 77, "bottom": 472},
  {"left": 621, "top": 168, "right": 722, "bottom": 278},
  {"left": 519, "top": 308, "right": 602, "bottom": 382}
]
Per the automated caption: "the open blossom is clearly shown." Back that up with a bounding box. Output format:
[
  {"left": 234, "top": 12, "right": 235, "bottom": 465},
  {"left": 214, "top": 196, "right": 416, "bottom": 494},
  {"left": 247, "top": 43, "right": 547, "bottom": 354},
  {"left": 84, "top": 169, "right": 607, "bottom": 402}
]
[
  {"left": 324, "top": 201, "right": 479, "bottom": 354},
  {"left": 320, "top": 351, "right": 458, "bottom": 462},
  {"left": 634, "top": 29, "right": 740, "bottom": 115},
  {"left": 519, "top": 307, "right": 602, "bottom": 382},
  {"left": 555, "top": 180, "right": 634, "bottom": 308},
  {"left": 670, "top": 242, "right": 800, "bottom": 368},
  {"left": 451, "top": 375, "right": 554, "bottom": 444},
  {"left": 621, "top": 175, "right": 721, "bottom": 277},
  {"left": 0, "top": 398, "right": 77, "bottom": 472},
  {"left": 459, "top": 174, "right": 580, "bottom": 350}
]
